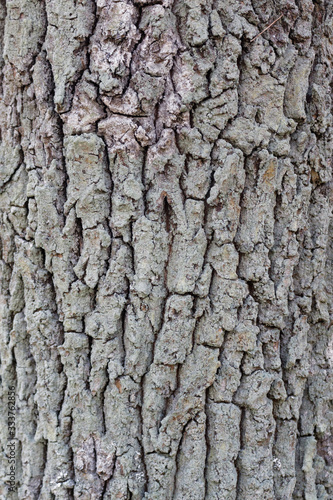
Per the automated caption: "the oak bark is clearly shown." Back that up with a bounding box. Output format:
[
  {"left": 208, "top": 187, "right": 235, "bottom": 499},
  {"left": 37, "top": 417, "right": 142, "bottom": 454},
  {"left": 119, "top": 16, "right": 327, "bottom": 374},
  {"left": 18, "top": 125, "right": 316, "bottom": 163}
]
[{"left": 0, "top": 0, "right": 333, "bottom": 498}]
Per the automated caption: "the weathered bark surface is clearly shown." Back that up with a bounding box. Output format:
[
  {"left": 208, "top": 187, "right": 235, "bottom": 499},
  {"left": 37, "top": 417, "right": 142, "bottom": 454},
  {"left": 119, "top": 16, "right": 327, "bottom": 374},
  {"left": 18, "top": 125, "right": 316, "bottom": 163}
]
[{"left": 0, "top": 0, "right": 333, "bottom": 498}]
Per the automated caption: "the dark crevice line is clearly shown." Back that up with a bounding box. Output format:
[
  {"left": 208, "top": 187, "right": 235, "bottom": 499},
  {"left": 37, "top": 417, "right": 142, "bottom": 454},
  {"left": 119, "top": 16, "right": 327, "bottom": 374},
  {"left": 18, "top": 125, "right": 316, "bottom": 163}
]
[
  {"left": 203, "top": 392, "right": 211, "bottom": 500},
  {"left": 235, "top": 406, "right": 246, "bottom": 499}
]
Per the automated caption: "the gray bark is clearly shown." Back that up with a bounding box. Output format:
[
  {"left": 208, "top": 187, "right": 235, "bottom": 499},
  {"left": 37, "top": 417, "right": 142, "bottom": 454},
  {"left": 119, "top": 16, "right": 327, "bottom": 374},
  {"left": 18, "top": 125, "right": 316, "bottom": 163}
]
[{"left": 0, "top": 0, "right": 333, "bottom": 498}]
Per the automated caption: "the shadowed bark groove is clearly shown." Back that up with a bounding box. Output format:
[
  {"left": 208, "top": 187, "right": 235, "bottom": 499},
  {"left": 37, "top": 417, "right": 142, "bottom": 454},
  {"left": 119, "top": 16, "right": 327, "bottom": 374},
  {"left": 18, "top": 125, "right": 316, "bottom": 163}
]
[{"left": 0, "top": 0, "right": 332, "bottom": 499}]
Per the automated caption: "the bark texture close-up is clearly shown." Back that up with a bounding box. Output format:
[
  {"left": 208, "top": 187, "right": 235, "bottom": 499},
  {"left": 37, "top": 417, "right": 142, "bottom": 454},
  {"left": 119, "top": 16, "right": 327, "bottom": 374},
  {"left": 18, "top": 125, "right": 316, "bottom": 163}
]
[{"left": 0, "top": 0, "right": 333, "bottom": 498}]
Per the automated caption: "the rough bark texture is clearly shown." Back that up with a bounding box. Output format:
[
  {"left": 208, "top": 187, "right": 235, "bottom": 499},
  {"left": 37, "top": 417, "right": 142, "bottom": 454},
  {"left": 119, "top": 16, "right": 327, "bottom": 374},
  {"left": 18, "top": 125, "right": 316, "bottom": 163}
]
[{"left": 0, "top": 0, "right": 333, "bottom": 499}]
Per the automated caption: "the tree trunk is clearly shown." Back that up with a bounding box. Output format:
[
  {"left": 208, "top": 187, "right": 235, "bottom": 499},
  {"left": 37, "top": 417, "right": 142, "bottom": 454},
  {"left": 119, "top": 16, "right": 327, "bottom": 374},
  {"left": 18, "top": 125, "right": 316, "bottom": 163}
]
[{"left": 0, "top": 0, "right": 332, "bottom": 498}]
